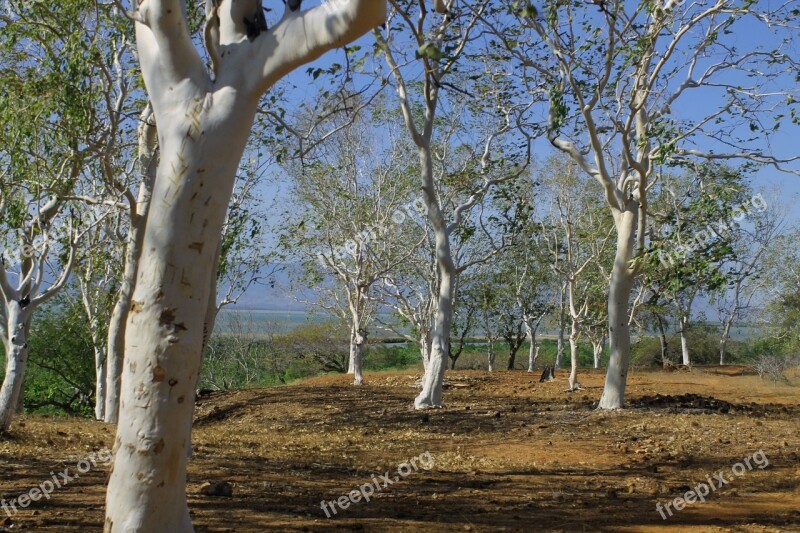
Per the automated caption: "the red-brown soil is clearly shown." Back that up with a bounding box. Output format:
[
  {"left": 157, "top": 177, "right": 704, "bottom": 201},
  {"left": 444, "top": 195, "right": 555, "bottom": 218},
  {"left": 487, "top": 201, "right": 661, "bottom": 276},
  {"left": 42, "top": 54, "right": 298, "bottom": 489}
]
[{"left": 1, "top": 367, "right": 799, "bottom": 532}]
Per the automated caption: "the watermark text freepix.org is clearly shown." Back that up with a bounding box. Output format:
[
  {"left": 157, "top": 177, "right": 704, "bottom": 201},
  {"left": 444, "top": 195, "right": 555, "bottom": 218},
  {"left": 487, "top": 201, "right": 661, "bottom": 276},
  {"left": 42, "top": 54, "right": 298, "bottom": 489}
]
[
  {"left": 656, "top": 449, "right": 769, "bottom": 520},
  {"left": 1, "top": 448, "right": 112, "bottom": 518},
  {"left": 657, "top": 193, "right": 767, "bottom": 268},
  {"left": 320, "top": 451, "right": 434, "bottom": 518}
]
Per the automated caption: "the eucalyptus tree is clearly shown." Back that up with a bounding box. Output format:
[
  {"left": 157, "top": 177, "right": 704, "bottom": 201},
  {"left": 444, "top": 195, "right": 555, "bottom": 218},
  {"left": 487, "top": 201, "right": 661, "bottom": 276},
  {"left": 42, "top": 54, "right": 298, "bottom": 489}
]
[
  {"left": 74, "top": 207, "right": 120, "bottom": 421},
  {"left": 644, "top": 166, "right": 750, "bottom": 365},
  {"left": 461, "top": 266, "right": 502, "bottom": 372},
  {"left": 376, "top": 0, "right": 531, "bottom": 408},
  {"left": 486, "top": 0, "right": 799, "bottom": 408},
  {"left": 0, "top": 0, "right": 113, "bottom": 432},
  {"left": 542, "top": 157, "right": 612, "bottom": 391},
  {"left": 377, "top": 237, "right": 438, "bottom": 370},
  {"left": 102, "top": 0, "right": 385, "bottom": 528},
  {"left": 762, "top": 228, "right": 800, "bottom": 356},
  {"left": 279, "top": 105, "right": 420, "bottom": 385},
  {"left": 582, "top": 269, "right": 610, "bottom": 369},
  {"left": 713, "top": 191, "right": 784, "bottom": 364}
]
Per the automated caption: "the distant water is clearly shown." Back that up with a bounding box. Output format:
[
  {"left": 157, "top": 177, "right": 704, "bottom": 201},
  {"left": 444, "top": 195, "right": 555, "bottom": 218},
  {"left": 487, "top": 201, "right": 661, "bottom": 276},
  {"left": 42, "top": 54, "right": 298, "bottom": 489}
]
[
  {"left": 214, "top": 309, "right": 407, "bottom": 337},
  {"left": 214, "top": 308, "right": 764, "bottom": 341},
  {"left": 214, "top": 309, "right": 333, "bottom": 335}
]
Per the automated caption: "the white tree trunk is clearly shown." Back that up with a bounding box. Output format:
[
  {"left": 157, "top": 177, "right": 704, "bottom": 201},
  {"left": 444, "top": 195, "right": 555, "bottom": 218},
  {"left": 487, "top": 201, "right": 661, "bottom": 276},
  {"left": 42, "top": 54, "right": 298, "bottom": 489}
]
[
  {"left": 104, "top": 3, "right": 386, "bottom": 529},
  {"left": 719, "top": 318, "right": 733, "bottom": 365},
  {"left": 419, "top": 331, "right": 431, "bottom": 372},
  {"left": 95, "top": 346, "right": 107, "bottom": 421},
  {"left": 353, "top": 340, "right": 365, "bottom": 386},
  {"left": 0, "top": 303, "right": 31, "bottom": 432},
  {"left": 105, "top": 103, "right": 254, "bottom": 530},
  {"left": 348, "top": 338, "right": 356, "bottom": 374},
  {"left": 680, "top": 315, "right": 690, "bottom": 366},
  {"left": 592, "top": 339, "right": 603, "bottom": 369},
  {"left": 415, "top": 257, "right": 453, "bottom": 409},
  {"left": 555, "top": 283, "right": 566, "bottom": 369},
  {"left": 525, "top": 318, "right": 538, "bottom": 372},
  {"left": 567, "top": 319, "right": 579, "bottom": 391},
  {"left": 413, "top": 144, "right": 455, "bottom": 408},
  {"left": 598, "top": 211, "right": 636, "bottom": 410},
  {"left": 351, "top": 325, "right": 366, "bottom": 386},
  {"left": 486, "top": 334, "right": 495, "bottom": 372}
]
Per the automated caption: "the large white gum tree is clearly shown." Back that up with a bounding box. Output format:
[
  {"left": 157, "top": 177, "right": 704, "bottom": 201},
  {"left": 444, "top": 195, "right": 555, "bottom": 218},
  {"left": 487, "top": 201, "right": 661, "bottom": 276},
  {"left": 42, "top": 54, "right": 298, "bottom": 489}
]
[
  {"left": 486, "top": 0, "right": 799, "bottom": 409},
  {"left": 104, "top": 0, "right": 386, "bottom": 530}
]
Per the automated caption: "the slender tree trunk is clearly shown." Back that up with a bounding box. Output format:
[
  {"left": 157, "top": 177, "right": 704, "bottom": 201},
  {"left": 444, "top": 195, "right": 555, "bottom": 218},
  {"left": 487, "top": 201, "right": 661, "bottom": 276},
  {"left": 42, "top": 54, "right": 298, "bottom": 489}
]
[
  {"left": 0, "top": 303, "right": 31, "bottom": 432},
  {"left": 719, "top": 317, "right": 733, "bottom": 365},
  {"left": 105, "top": 106, "right": 157, "bottom": 424},
  {"left": 95, "top": 346, "right": 107, "bottom": 421},
  {"left": 525, "top": 319, "right": 538, "bottom": 372},
  {"left": 348, "top": 337, "right": 356, "bottom": 374},
  {"left": 486, "top": 332, "right": 495, "bottom": 372},
  {"left": 568, "top": 318, "right": 579, "bottom": 390},
  {"left": 351, "top": 325, "right": 366, "bottom": 386},
  {"left": 353, "top": 338, "right": 366, "bottom": 386},
  {"left": 556, "top": 282, "right": 566, "bottom": 369},
  {"left": 593, "top": 340, "right": 603, "bottom": 369},
  {"left": 598, "top": 211, "right": 636, "bottom": 410},
  {"left": 414, "top": 142, "right": 455, "bottom": 409},
  {"left": 655, "top": 314, "right": 668, "bottom": 363},
  {"left": 679, "top": 314, "right": 690, "bottom": 366}
]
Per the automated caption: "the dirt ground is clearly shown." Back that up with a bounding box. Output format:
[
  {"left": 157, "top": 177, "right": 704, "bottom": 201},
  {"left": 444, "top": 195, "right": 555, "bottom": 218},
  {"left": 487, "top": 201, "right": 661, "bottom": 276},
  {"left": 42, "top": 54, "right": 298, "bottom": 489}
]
[{"left": 1, "top": 367, "right": 799, "bottom": 532}]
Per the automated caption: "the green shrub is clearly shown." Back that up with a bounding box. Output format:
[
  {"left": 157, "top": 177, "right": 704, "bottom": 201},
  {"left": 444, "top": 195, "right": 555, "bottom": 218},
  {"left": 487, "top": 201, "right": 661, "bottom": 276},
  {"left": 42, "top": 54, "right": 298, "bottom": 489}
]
[
  {"left": 364, "top": 343, "right": 421, "bottom": 371},
  {"left": 23, "top": 301, "right": 96, "bottom": 417}
]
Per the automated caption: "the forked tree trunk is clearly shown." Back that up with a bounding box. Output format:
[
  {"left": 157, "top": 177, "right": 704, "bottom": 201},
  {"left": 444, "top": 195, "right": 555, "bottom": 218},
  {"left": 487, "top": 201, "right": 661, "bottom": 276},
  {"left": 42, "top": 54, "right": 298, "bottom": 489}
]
[
  {"left": 106, "top": 104, "right": 255, "bottom": 531},
  {"left": 592, "top": 339, "right": 603, "bottom": 369},
  {"left": 0, "top": 303, "right": 31, "bottom": 433},
  {"left": 597, "top": 211, "right": 636, "bottom": 410},
  {"left": 104, "top": 3, "right": 386, "bottom": 529}
]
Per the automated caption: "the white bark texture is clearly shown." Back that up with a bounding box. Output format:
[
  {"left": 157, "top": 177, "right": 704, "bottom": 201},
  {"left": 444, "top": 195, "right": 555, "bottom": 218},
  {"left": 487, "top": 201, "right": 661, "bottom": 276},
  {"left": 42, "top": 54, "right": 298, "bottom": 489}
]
[
  {"left": 104, "top": 1, "right": 386, "bottom": 531},
  {"left": 413, "top": 153, "right": 456, "bottom": 408},
  {"left": 597, "top": 211, "right": 636, "bottom": 410},
  {"left": 567, "top": 320, "right": 580, "bottom": 391},
  {"left": 0, "top": 304, "right": 31, "bottom": 432},
  {"left": 526, "top": 333, "right": 538, "bottom": 373},
  {"left": 95, "top": 346, "right": 108, "bottom": 421},
  {"left": 592, "top": 340, "right": 603, "bottom": 369},
  {"left": 679, "top": 315, "right": 690, "bottom": 366}
]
